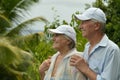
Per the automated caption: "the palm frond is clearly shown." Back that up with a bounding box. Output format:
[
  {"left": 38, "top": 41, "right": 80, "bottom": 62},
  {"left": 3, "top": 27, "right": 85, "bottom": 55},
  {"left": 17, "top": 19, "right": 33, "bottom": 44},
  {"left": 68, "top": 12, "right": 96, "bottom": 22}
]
[
  {"left": 0, "top": 37, "right": 33, "bottom": 79},
  {"left": 9, "top": 0, "right": 39, "bottom": 22},
  {"left": 0, "top": 0, "right": 39, "bottom": 18},
  {"left": 0, "top": 38, "right": 22, "bottom": 66},
  {"left": 0, "top": 14, "right": 11, "bottom": 35},
  {"left": 6, "top": 16, "right": 48, "bottom": 37}
]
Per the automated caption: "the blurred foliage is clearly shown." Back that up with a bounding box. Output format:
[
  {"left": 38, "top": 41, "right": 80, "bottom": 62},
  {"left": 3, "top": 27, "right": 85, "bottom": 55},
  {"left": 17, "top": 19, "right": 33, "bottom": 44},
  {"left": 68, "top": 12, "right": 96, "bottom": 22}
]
[
  {"left": 10, "top": 32, "right": 55, "bottom": 80},
  {"left": 0, "top": 0, "right": 48, "bottom": 80},
  {"left": 0, "top": 37, "right": 32, "bottom": 80}
]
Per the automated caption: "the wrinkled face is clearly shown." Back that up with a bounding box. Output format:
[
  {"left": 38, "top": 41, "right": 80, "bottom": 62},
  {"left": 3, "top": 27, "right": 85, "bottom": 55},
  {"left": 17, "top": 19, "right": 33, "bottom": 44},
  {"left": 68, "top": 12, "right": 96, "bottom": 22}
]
[
  {"left": 52, "top": 34, "right": 70, "bottom": 50},
  {"left": 79, "top": 20, "right": 98, "bottom": 39}
]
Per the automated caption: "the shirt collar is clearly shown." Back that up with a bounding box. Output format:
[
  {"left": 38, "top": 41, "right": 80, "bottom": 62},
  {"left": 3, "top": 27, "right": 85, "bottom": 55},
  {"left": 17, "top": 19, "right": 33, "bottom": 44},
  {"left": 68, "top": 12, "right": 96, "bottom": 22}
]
[
  {"left": 86, "top": 34, "right": 108, "bottom": 47},
  {"left": 97, "top": 34, "right": 108, "bottom": 47}
]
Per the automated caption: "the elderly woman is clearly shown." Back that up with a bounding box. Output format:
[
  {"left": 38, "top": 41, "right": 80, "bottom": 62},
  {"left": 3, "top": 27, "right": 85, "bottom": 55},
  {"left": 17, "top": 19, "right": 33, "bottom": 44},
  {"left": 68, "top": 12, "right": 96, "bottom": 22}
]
[{"left": 39, "top": 25, "right": 86, "bottom": 80}]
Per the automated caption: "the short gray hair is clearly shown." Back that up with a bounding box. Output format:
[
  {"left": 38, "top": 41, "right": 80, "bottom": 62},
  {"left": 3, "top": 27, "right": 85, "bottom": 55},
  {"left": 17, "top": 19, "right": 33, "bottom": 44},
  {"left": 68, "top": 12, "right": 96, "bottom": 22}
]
[
  {"left": 91, "top": 19, "right": 106, "bottom": 33},
  {"left": 63, "top": 35, "right": 76, "bottom": 49}
]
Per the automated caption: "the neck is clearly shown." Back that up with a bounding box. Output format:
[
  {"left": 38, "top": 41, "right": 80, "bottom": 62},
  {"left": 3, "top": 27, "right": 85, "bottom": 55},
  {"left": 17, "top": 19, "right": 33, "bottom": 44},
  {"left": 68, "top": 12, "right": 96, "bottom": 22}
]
[
  {"left": 58, "top": 47, "right": 71, "bottom": 57},
  {"left": 89, "top": 33, "right": 104, "bottom": 47}
]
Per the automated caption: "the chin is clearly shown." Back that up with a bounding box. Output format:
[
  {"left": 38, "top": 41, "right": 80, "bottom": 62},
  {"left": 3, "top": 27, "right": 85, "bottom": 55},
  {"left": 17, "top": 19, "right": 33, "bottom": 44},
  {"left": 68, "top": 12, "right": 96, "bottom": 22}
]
[
  {"left": 53, "top": 46, "right": 58, "bottom": 49},
  {"left": 82, "top": 33, "right": 87, "bottom": 37},
  {"left": 82, "top": 34, "right": 86, "bottom": 37}
]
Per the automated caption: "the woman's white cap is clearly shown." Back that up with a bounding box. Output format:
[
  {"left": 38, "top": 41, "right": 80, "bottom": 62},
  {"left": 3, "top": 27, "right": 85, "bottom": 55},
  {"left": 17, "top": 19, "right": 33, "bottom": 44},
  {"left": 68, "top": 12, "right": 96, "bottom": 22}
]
[{"left": 48, "top": 25, "right": 76, "bottom": 43}]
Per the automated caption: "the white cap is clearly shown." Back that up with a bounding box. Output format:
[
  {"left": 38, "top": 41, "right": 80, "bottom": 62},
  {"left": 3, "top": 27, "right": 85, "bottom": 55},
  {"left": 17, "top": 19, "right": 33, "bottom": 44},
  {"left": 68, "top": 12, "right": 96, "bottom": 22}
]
[
  {"left": 75, "top": 7, "right": 106, "bottom": 23},
  {"left": 48, "top": 25, "right": 76, "bottom": 43}
]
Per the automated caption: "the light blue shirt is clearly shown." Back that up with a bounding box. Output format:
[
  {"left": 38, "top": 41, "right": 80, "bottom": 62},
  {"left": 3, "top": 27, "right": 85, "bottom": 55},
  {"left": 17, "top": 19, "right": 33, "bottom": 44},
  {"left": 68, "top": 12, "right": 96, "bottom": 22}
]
[
  {"left": 44, "top": 48, "right": 86, "bottom": 80},
  {"left": 83, "top": 34, "right": 120, "bottom": 80}
]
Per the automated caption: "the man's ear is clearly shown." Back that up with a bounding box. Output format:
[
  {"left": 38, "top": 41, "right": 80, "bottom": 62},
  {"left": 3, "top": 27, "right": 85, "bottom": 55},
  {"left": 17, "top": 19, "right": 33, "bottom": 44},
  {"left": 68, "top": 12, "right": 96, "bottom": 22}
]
[{"left": 94, "top": 22, "right": 101, "bottom": 30}]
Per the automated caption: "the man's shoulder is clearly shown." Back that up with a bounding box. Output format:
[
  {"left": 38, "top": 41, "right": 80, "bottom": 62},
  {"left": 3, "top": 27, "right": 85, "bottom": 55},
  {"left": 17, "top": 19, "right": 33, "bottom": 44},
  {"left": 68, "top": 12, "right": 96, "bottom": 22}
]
[{"left": 108, "top": 39, "right": 119, "bottom": 50}]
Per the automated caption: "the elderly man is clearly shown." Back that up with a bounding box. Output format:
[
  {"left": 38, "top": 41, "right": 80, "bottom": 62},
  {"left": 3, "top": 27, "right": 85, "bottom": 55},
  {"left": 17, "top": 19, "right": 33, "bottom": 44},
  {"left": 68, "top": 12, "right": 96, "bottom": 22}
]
[{"left": 70, "top": 7, "right": 120, "bottom": 80}]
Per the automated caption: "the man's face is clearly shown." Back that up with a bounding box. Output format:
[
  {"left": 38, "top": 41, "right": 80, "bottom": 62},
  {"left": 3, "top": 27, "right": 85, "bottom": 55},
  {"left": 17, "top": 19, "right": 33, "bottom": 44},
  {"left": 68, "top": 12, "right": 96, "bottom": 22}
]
[{"left": 79, "top": 20, "right": 97, "bottom": 39}]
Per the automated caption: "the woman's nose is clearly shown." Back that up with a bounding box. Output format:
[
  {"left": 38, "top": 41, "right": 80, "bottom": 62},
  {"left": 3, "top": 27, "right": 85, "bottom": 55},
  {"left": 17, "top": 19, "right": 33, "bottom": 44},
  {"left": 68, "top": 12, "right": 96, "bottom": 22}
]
[
  {"left": 78, "top": 25, "right": 82, "bottom": 30},
  {"left": 52, "top": 36, "right": 55, "bottom": 41}
]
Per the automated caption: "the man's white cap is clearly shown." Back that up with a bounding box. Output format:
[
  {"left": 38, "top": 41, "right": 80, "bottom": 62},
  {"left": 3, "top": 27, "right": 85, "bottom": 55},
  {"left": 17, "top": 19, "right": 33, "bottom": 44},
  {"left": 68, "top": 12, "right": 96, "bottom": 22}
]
[
  {"left": 48, "top": 25, "right": 76, "bottom": 43},
  {"left": 75, "top": 7, "right": 107, "bottom": 23}
]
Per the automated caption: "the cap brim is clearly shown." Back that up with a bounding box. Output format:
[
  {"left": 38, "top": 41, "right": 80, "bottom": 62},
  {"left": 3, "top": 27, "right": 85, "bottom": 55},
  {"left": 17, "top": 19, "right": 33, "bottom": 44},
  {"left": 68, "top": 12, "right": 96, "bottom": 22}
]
[
  {"left": 74, "top": 14, "right": 90, "bottom": 21},
  {"left": 48, "top": 29, "right": 64, "bottom": 34}
]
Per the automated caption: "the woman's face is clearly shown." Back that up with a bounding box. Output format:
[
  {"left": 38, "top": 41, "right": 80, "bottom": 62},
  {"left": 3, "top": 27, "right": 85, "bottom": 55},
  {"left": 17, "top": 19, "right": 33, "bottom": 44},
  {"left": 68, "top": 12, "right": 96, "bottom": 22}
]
[{"left": 52, "top": 34, "right": 70, "bottom": 50}]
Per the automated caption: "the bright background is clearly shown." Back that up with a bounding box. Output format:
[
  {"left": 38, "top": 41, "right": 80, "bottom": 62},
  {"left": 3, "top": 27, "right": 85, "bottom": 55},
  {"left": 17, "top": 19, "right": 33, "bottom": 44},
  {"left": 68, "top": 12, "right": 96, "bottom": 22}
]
[{"left": 25, "top": 0, "right": 96, "bottom": 33}]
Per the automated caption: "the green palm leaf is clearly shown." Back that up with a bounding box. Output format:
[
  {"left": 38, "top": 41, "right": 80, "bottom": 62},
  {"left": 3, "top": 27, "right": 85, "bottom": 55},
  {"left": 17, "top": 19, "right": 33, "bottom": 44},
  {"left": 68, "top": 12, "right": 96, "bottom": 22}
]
[
  {"left": 0, "top": 14, "right": 11, "bottom": 35},
  {"left": 0, "top": 37, "right": 32, "bottom": 79},
  {"left": 0, "top": 0, "right": 39, "bottom": 19},
  {"left": 6, "top": 17, "right": 48, "bottom": 37}
]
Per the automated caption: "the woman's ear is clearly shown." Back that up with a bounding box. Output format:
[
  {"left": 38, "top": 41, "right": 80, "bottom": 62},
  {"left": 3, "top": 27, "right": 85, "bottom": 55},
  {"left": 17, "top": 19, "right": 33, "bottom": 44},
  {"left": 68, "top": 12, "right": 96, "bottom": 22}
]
[{"left": 66, "top": 39, "right": 71, "bottom": 45}]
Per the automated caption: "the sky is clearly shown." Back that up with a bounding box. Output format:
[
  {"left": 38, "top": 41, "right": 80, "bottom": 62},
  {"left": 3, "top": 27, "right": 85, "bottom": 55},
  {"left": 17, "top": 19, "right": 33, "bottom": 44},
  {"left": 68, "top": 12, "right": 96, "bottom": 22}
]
[
  {"left": 30, "top": 0, "right": 96, "bottom": 22},
  {"left": 23, "top": 0, "right": 96, "bottom": 34}
]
